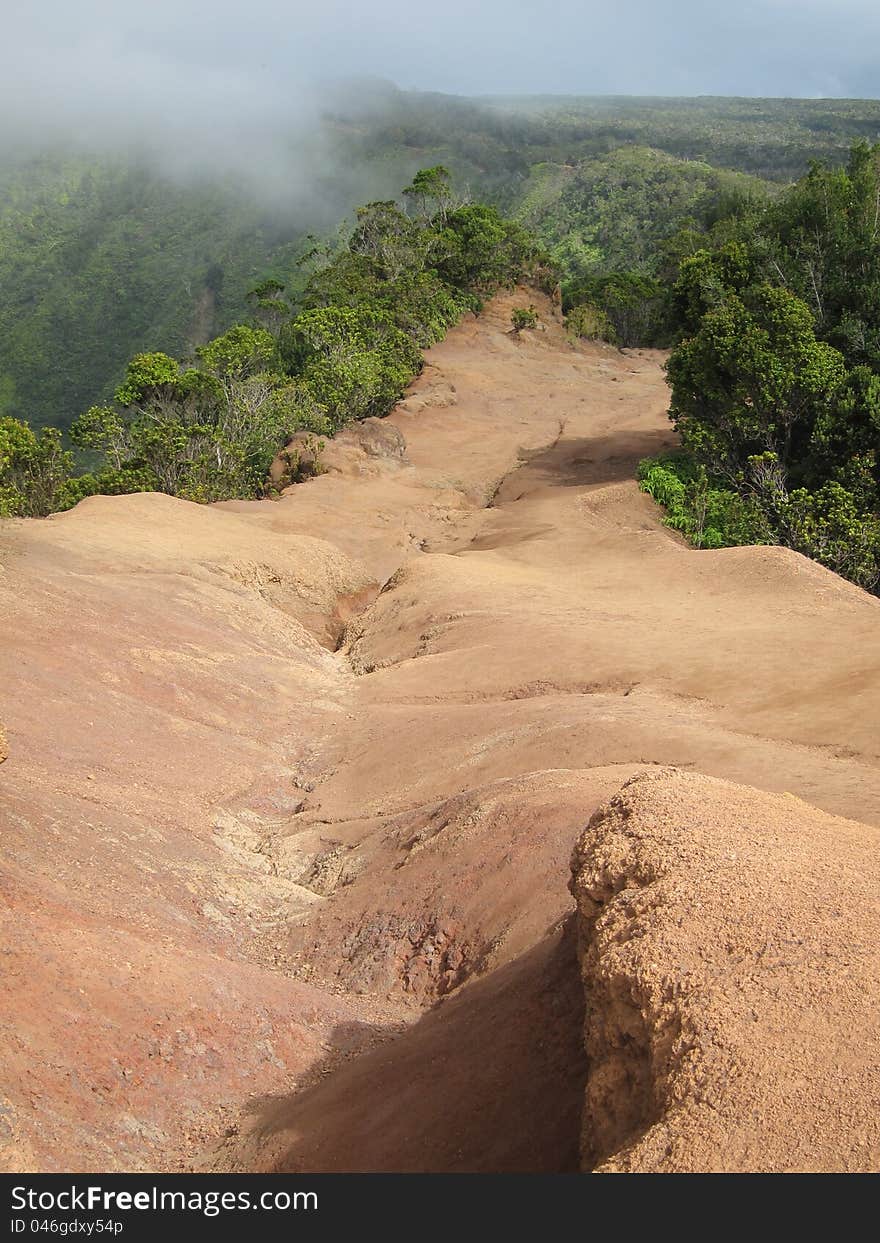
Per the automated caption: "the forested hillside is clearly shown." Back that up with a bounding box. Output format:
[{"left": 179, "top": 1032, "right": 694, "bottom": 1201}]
[
  {"left": 637, "top": 142, "right": 880, "bottom": 593},
  {"left": 329, "top": 87, "right": 880, "bottom": 188},
  {"left": 3, "top": 87, "right": 879, "bottom": 433},
  {"left": 0, "top": 166, "right": 544, "bottom": 517},
  {"left": 479, "top": 94, "right": 880, "bottom": 183},
  {"left": 516, "top": 146, "right": 771, "bottom": 277},
  {"left": 0, "top": 156, "right": 368, "bottom": 433}
]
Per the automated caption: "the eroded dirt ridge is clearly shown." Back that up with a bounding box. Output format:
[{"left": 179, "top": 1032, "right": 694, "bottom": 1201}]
[{"left": 1, "top": 290, "right": 878, "bottom": 1173}]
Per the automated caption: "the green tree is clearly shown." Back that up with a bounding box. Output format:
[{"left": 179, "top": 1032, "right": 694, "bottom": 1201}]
[
  {"left": 246, "top": 279, "right": 291, "bottom": 333},
  {"left": 645, "top": 145, "right": 880, "bottom": 595},
  {"left": 0, "top": 417, "right": 73, "bottom": 516},
  {"left": 280, "top": 305, "right": 421, "bottom": 427},
  {"left": 402, "top": 165, "right": 458, "bottom": 224},
  {"left": 784, "top": 481, "right": 880, "bottom": 591},
  {"left": 437, "top": 205, "right": 536, "bottom": 290},
  {"left": 667, "top": 284, "right": 846, "bottom": 482},
  {"left": 348, "top": 201, "right": 425, "bottom": 281},
  {"left": 113, "top": 352, "right": 183, "bottom": 411},
  {"left": 69, "top": 404, "right": 127, "bottom": 469},
  {"left": 196, "top": 325, "right": 278, "bottom": 381}
]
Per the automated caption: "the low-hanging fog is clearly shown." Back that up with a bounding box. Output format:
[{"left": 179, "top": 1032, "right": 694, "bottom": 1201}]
[{"left": 3, "top": 0, "right": 879, "bottom": 184}]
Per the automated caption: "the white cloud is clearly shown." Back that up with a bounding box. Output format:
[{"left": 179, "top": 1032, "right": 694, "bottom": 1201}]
[{"left": 1, "top": 0, "right": 877, "bottom": 160}]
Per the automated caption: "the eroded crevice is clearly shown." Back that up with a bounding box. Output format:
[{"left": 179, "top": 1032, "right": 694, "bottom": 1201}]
[
  {"left": 333, "top": 422, "right": 572, "bottom": 672},
  {"left": 213, "top": 920, "right": 589, "bottom": 1173},
  {"left": 484, "top": 418, "right": 568, "bottom": 508},
  {"left": 195, "top": 411, "right": 699, "bottom": 1172}
]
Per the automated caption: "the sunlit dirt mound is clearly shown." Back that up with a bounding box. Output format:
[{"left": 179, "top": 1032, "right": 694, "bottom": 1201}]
[
  {"left": 572, "top": 769, "right": 880, "bottom": 1173},
  {"left": 1, "top": 288, "right": 879, "bottom": 1172}
]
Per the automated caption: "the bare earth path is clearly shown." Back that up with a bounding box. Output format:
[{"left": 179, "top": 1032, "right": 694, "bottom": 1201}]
[{"left": 1, "top": 290, "right": 878, "bottom": 1172}]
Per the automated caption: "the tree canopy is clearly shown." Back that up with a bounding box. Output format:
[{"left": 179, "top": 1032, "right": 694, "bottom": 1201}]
[
  {"left": 641, "top": 143, "right": 880, "bottom": 594},
  {"left": 1, "top": 169, "right": 546, "bottom": 515}
]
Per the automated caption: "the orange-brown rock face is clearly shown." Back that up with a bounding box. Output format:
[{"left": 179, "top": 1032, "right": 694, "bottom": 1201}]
[{"left": 1, "top": 289, "right": 879, "bottom": 1172}]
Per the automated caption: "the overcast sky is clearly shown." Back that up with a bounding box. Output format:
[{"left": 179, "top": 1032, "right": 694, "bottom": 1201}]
[{"left": 3, "top": 0, "right": 879, "bottom": 151}]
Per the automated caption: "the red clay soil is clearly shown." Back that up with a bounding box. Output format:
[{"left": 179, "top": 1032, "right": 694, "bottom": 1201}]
[
  {"left": 572, "top": 769, "right": 880, "bottom": 1172},
  {"left": 1, "top": 289, "right": 878, "bottom": 1172}
]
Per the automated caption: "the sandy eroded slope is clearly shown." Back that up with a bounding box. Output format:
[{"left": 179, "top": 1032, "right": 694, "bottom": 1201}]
[{"left": 1, "top": 289, "right": 878, "bottom": 1172}]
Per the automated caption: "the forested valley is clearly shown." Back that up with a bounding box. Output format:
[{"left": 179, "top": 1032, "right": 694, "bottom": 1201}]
[{"left": 2, "top": 85, "right": 880, "bottom": 592}]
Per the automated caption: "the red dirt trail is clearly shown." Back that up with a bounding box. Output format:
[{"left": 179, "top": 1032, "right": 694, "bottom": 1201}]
[{"left": 1, "top": 290, "right": 878, "bottom": 1172}]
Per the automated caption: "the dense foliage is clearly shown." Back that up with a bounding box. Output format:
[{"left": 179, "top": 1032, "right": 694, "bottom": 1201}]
[
  {"left": 638, "top": 453, "right": 771, "bottom": 550},
  {"left": 3, "top": 90, "right": 878, "bottom": 432},
  {"left": 0, "top": 417, "right": 74, "bottom": 518},
  {"left": 5, "top": 89, "right": 880, "bottom": 592},
  {"left": 332, "top": 87, "right": 880, "bottom": 194},
  {"left": 0, "top": 156, "right": 317, "bottom": 433},
  {"left": 0, "top": 169, "right": 542, "bottom": 515},
  {"left": 545, "top": 149, "right": 771, "bottom": 347},
  {"left": 644, "top": 143, "right": 880, "bottom": 593},
  {"left": 520, "top": 148, "right": 768, "bottom": 277}
]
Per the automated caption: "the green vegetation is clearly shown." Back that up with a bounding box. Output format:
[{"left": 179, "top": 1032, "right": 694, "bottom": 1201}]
[
  {"left": 4, "top": 90, "right": 880, "bottom": 434},
  {"left": 0, "top": 168, "right": 543, "bottom": 515},
  {"left": 0, "top": 156, "right": 316, "bottom": 434},
  {"left": 520, "top": 147, "right": 769, "bottom": 278},
  {"left": 5, "top": 88, "right": 880, "bottom": 593},
  {"left": 0, "top": 417, "right": 74, "bottom": 518},
  {"left": 642, "top": 143, "right": 880, "bottom": 594},
  {"left": 565, "top": 271, "right": 670, "bottom": 346},
  {"left": 565, "top": 302, "right": 613, "bottom": 343},
  {"left": 511, "top": 306, "right": 539, "bottom": 333},
  {"left": 336, "top": 88, "right": 880, "bottom": 193},
  {"left": 547, "top": 149, "right": 772, "bottom": 347},
  {"left": 637, "top": 454, "right": 771, "bottom": 549}
]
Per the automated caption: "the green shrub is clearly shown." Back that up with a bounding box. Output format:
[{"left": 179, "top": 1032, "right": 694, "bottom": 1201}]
[
  {"left": 564, "top": 271, "right": 670, "bottom": 347},
  {"left": 655, "top": 144, "right": 880, "bottom": 594},
  {"left": 784, "top": 482, "right": 880, "bottom": 591},
  {"left": 511, "top": 306, "right": 539, "bottom": 333},
  {"left": 279, "top": 305, "right": 421, "bottom": 427},
  {"left": 436, "top": 205, "right": 535, "bottom": 290},
  {"left": 0, "top": 417, "right": 74, "bottom": 517},
  {"left": 638, "top": 453, "right": 771, "bottom": 548},
  {"left": 5, "top": 169, "right": 539, "bottom": 516},
  {"left": 565, "top": 303, "right": 615, "bottom": 342}
]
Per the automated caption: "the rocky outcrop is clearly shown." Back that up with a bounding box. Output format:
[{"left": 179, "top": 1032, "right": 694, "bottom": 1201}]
[
  {"left": 571, "top": 769, "right": 880, "bottom": 1172},
  {"left": 270, "top": 416, "right": 407, "bottom": 489}
]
